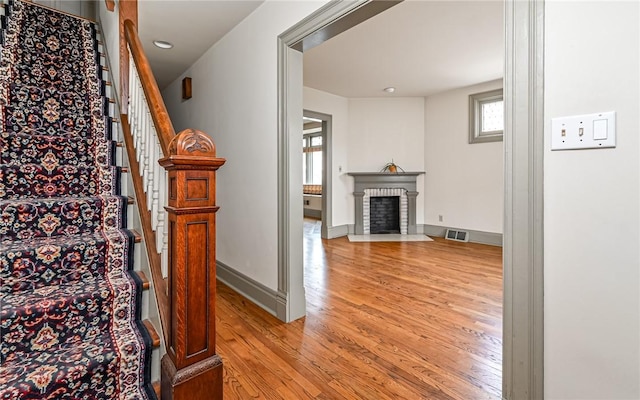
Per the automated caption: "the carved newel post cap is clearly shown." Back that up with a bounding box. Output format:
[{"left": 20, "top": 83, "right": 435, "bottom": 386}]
[
  {"left": 159, "top": 128, "right": 226, "bottom": 170},
  {"left": 169, "top": 129, "right": 216, "bottom": 156}
]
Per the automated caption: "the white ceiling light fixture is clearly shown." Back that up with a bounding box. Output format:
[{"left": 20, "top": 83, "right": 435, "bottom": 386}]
[
  {"left": 153, "top": 40, "right": 173, "bottom": 49},
  {"left": 383, "top": 87, "right": 396, "bottom": 93}
]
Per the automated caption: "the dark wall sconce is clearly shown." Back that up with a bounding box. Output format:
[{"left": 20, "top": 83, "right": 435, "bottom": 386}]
[{"left": 182, "top": 77, "right": 192, "bottom": 100}]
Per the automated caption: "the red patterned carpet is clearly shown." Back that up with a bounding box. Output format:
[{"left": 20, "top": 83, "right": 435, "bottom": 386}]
[{"left": 0, "top": 1, "right": 154, "bottom": 397}]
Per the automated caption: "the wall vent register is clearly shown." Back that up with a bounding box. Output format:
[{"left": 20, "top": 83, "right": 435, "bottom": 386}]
[{"left": 445, "top": 229, "right": 469, "bottom": 242}]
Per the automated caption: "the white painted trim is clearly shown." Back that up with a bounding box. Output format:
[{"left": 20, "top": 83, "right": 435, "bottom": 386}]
[
  {"left": 502, "top": 0, "right": 545, "bottom": 398},
  {"left": 277, "top": 0, "right": 371, "bottom": 323},
  {"left": 276, "top": 42, "right": 306, "bottom": 322}
]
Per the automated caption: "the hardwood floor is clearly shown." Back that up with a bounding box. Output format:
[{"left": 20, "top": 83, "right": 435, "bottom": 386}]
[{"left": 216, "top": 219, "right": 502, "bottom": 399}]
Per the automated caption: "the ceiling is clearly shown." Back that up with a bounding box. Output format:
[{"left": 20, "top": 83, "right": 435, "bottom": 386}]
[
  {"left": 138, "top": 0, "right": 264, "bottom": 89},
  {"left": 138, "top": 1, "right": 503, "bottom": 96},
  {"left": 303, "top": 0, "right": 504, "bottom": 98}
]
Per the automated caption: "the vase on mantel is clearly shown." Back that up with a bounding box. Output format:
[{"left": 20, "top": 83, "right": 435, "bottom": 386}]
[{"left": 381, "top": 160, "right": 403, "bottom": 174}]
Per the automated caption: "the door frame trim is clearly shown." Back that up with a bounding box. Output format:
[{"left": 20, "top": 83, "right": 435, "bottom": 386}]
[
  {"left": 502, "top": 0, "right": 545, "bottom": 398},
  {"left": 276, "top": 1, "right": 545, "bottom": 398}
]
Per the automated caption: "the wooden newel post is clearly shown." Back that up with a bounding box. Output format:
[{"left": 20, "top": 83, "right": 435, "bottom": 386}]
[{"left": 158, "top": 129, "right": 226, "bottom": 399}]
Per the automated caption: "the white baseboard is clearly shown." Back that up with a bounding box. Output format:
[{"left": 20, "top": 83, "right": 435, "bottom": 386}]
[
  {"left": 216, "top": 261, "right": 278, "bottom": 316},
  {"left": 326, "top": 224, "right": 352, "bottom": 239}
]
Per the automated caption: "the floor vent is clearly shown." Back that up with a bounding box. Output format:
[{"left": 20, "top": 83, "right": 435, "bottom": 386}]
[{"left": 445, "top": 229, "right": 469, "bottom": 242}]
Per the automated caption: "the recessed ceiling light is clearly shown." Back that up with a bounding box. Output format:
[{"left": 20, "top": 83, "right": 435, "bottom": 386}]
[
  {"left": 384, "top": 87, "right": 396, "bottom": 93},
  {"left": 153, "top": 40, "right": 173, "bottom": 49}
]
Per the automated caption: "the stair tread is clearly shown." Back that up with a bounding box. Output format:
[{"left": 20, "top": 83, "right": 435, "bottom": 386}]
[
  {"left": 131, "top": 229, "right": 143, "bottom": 243},
  {"left": 143, "top": 319, "right": 161, "bottom": 348},
  {"left": 1, "top": 130, "right": 109, "bottom": 142},
  {"left": 0, "top": 162, "right": 116, "bottom": 171},
  {"left": 0, "top": 193, "right": 127, "bottom": 207},
  {"left": 135, "top": 270, "right": 150, "bottom": 290}
]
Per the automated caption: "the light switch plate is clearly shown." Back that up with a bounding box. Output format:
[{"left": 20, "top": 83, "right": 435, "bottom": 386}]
[{"left": 551, "top": 111, "right": 616, "bottom": 150}]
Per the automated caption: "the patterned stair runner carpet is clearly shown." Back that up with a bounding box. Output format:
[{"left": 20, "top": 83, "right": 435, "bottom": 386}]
[{"left": 0, "top": 1, "right": 154, "bottom": 398}]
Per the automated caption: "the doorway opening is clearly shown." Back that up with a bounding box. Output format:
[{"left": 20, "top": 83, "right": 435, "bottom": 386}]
[
  {"left": 303, "top": 110, "right": 332, "bottom": 239},
  {"left": 278, "top": 1, "right": 544, "bottom": 398}
]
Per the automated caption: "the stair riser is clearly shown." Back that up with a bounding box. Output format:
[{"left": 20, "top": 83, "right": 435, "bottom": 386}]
[
  {"left": 0, "top": 164, "right": 120, "bottom": 199},
  {"left": 1, "top": 282, "right": 120, "bottom": 360},
  {"left": 1, "top": 133, "right": 116, "bottom": 168},
  {"left": 1, "top": 237, "right": 113, "bottom": 294},
  {"left": 2, "top": 84, "right": 110, "bottom": 138},
  {"left": 0, "top": 196, "right": 127, "bottom": 242},
  {"left": 1, "top": 338, "right": 122, "bottom": 398},
  {"left": 3, "top": 58, "right": 105, "bottom": 93}
]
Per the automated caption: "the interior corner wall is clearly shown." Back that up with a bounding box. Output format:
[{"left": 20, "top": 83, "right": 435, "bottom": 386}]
[
  {"left": 423, "top": 79, "right": 503, "bottom": 234},
  {"left": 303, "top": 87, "right": 352, "bottom": 227},
  {"left": 347, "top": 97, "right": 426, "bottom": 224},
  {"left": 161, "top": 1, "right": 328, "bottom": 291},
  {"left": 544, "top": 2, "right": 640, "bottom": 399},
  {"left": 97, "top": 1, "right": 120, "bottom": 94}
]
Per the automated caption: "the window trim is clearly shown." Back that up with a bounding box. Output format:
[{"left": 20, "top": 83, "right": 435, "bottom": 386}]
[{"left": 469, "top": 88, "right": 504, "bottom": 144}]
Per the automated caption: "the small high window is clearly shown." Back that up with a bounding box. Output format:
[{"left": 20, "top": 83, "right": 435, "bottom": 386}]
[{"left": 469, "top": 89, "right": 504, "bottom": 144}]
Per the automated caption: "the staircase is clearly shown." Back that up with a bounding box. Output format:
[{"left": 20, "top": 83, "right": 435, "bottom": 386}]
[{"left": 0, "top": 1, "right": 156, "bottom": 398}]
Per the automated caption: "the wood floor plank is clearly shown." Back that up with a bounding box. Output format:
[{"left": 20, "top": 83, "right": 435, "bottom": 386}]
[{"left": 217, "top": 220, "right": 502, "bottom": 399}]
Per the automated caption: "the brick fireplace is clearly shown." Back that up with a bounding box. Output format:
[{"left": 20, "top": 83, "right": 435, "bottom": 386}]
[{"left": 348, "top": 172, "right": 424, "bottom": 235}]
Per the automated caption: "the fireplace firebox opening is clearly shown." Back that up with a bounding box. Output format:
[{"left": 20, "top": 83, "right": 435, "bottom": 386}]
[{"left": 369, "top": 196, "right": 400, "bottom": 234}]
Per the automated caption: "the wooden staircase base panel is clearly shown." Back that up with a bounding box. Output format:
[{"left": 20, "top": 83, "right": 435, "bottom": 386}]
[{"left": 161, "top": 355, "right": 223, "bottom": 400}]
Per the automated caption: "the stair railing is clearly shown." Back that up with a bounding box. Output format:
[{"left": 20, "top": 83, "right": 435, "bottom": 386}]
[{"left": 123, "top": 19, "right": 225, "bottom": 400}]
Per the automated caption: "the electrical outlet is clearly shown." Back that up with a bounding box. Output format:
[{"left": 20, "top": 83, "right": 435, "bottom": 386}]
[{"left": 438, "top": 215, "right": 443, "bottom": 222}]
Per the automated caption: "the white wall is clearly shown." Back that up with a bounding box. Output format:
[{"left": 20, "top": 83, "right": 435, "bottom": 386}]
[
  {"left": 34, "top": 0, "right": 95, "bottom": 19},
  {"left": 544, "top": 2, "right": 640, "bottom": 399},
  {"left": 303, "top": 87, "right": 351, "bottom": 227},
  {"left": 348, "top": 97, "right": 426, "bottom": 223},
  {"left": 162, "top": 1, "right": 327, "bottom": 290},
  {"left": 424, "top": 79, "right": 503, "bottom": 234},
  {"left": 304, "top": 86, "right": 504, "bottom": 233},
  {"left": 97, "top": 0, "right": 120, "bottom": 93},
  {"left": 303, "top": 195, "right": 322, "bottom": 211},
  {"left": 305, "top": 90, "right": 427, "bottom": 228}
]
